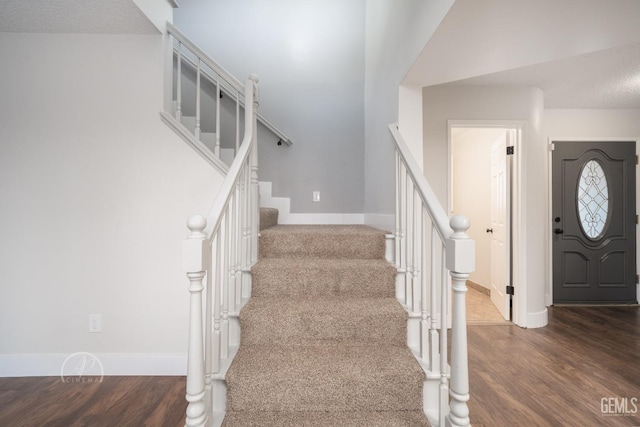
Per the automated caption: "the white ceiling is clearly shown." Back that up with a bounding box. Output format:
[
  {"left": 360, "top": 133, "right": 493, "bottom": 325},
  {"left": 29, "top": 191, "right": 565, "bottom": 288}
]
[
  {"left": 407, "top": 0, "right": 640, "bottom": 110},
  {"left": 0, "top": 0, "right": 158, "bottom": 34},
  {"left": 443, "top": 43, "right": 640, "bottom": 109}
]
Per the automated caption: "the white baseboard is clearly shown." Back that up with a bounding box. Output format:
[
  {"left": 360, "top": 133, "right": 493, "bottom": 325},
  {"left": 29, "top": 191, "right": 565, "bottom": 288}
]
[
  {"left": 364, "top": 214, "right": 395, "bottom": 233},
  {"left": 527, "top": 308, "right": 549, "bottom": 329},
  {"left": 0, "top": 353, "right": 187, "bottom": 377},
  {"left": 278, "top": 213, "right": 364, "bottom": 224}
]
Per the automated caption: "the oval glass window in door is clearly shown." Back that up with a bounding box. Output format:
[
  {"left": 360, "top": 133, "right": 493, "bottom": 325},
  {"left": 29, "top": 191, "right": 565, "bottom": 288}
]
[{"left": 577, "top": 159, "right": 609, "bottom": 239}]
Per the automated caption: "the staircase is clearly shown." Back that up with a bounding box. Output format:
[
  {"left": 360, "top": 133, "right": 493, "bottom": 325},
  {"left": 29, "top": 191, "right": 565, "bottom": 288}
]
[
  {"left": 223, "top": 210, "right": 430, "bottom": 425},
  {"left": 172, "top": 21, "right": 473, "bottom": 427}
]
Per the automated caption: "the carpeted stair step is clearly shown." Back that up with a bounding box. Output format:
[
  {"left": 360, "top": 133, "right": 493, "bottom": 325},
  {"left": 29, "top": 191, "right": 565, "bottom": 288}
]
[
  {"left": 225, "top": 344, "right": 425, "bottom": 413},
  {"left": 259, "top": 225, "right": 387, "bottom": 259},
  {"left": 251, "top": 258, "right": 396, "bottom": 298},
  {"left": 222, "top": 410, "right": 431, "bottom": 426},
  {"left": 259, "top": 207, "right": 279, "bottom": 231},
  {"left": 239, "top": 297, "right": 407, "bottom": 346}
]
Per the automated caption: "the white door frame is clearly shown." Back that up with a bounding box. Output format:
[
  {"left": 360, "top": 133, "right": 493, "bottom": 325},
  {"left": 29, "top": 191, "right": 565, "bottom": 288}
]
[
  {"left": 448, "top": 120, "right": 527, "bottom": 327},
  {"left": 546, "top": 137, "right": 640, "bottom": 305}
]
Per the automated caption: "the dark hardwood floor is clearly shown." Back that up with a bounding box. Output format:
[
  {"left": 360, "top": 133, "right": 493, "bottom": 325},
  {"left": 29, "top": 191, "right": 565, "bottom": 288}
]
[
  {"left": 0, "top": 306, "right": 637, "bottom": 426},
  {"left": 468, "top": 306, "right": 640, "bottom": 427},
  {"left": 0, "top": 376, "right": 187, "bottom": 427}
]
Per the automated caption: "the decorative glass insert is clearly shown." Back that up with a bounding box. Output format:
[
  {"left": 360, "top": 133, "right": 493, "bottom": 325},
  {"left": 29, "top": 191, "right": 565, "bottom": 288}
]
[{"left": 577, "top": 159, "right": 609, "bottom": 239}]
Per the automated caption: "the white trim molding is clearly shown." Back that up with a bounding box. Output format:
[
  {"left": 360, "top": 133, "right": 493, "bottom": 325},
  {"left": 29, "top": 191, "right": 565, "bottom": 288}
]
[
  {"left": 259, "top": 181, "right": 364, "bottom": 225},
  {"left": 447, "top": 120, "right": 530, "bottom": 327},
  {"left": 0, "top": 353, "right": 187, "bottom": 377}
]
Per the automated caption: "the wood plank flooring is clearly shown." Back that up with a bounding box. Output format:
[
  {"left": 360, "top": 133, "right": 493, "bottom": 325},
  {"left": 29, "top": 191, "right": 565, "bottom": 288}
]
[
  {"left": 0, "top": 306, "right": 637, "bottom": 426},
  {"left": 468, "top": 306, "right": 640, "bottom": 427},
  {"left": 0, "top": 376, "right": 186, "bottom": 427}
]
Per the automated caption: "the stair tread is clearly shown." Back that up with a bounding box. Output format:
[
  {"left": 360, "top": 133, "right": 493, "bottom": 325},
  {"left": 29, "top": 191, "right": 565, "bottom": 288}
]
[
  {"left": 226, "top": 344, "right": 425, "bottom": 412},
  {"left": 239, "top": 297, "right": 407, "bottom": 346},
  {"left": 222, "top": 410, "right": 430, "bottom": 426}
]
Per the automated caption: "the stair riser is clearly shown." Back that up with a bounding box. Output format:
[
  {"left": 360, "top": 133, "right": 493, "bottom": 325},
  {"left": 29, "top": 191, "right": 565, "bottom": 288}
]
[
  {"left": 222, "top": 410, "right": 431, "bottom": 427},
  {"left": 251, "top": 262, "right": 396, "bottom": 298},
  {"left": 228, "top": 378, "right": 424, "bottom": 412},
  {"left": 239, "top": 300, "right": 407, "bottom": 346},
  {"left": 259, "top": 208, "right": 279, "bottom": 231},
  {"left": 260, "top": 233, "right": 386, "bottom": 259}
]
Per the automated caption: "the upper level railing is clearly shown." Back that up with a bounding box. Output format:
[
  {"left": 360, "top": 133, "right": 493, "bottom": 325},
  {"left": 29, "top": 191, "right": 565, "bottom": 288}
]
[
  {"left": 162, "top": 23, "right": 291, "bottom": 175},
  {"left": 182, "top": 76, "right": 260, "bottom": 427},
  {"left": 389, "top": 124, "right": 474, "bottom": 427}
]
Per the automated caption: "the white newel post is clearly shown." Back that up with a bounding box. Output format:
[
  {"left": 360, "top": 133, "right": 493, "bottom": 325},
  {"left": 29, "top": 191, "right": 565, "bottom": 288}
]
[
  {"left": 183, "top": 215, "right": 208, "bottom": 427},
  {"left": 445, "top": 215, "right": 474, "bottom": 427},
  {"left": 249, "top": 74, "right": 260, "bottom": 264}
]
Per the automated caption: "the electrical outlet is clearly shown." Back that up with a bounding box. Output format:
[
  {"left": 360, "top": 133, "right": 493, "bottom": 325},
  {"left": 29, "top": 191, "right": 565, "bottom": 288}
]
[
  {"left": 89, "top": 314, "right": 101, "bottom": 333},
  {"left": 312, "top": 191, "right": 320, "bottom": 202}
]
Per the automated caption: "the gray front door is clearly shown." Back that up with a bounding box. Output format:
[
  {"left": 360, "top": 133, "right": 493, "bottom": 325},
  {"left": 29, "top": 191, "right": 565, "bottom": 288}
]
[{"left": 552, "top": 141, "right": 637, "bottom": 304}]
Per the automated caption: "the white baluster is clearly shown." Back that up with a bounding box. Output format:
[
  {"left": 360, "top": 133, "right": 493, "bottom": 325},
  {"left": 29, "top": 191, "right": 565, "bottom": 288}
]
[
  {"left": 405, "top": 178, "right": 414, "bottom": 311},
  {"left": 249, "top": 75, "right": 260, "bottom": 264},
  {"left": 195, "top": 59, "right": 201, "bottom": 140},
  {"left": 235, "top": 90, "right": 240, "bottom": 151},
  {"left": 176, "top": 42, "right": 183, "bottom": 122},
  {"left": 412, "top": 187, "right": 420, "bottom": 313},
  {"left": 439, "top": 239, "right": 448, "bottom": 427},
  {"left": 221, "top": 213, "right": 229, "bottom": 360},
  {"left": 229, "top": 193, "right": 238, "bottom": 312},
  {"left": 445, "top": 215, "right": 474, "bottom": 427},
  {"left": 215, "top": 79, "right": 221, "bottom": 157},
  {"left": 212, "top": 231, "right": 222, "bottom": 374},
  {"left": 429, "top": 223, "right": 439, "bottom": 371},
  {"left": 183, "top": 215, "right": 208, "bottom": 427},
  {"left": 234, "top": 183, "right": 243, "bottom": 305},
  {"left": 241, "top": 163, "right": 251, "bottom": 293},
  {"left": 204, "top": 230, "right": 213, "bottom": 407},
  {"left": 395, "top": 156, "right": 406, "bottom": 303},
  {"left": 420, "top": 208, "right": 429, "bottom": 362}
]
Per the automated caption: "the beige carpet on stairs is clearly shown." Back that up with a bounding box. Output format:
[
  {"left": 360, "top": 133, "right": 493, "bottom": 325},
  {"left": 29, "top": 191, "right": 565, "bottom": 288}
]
[{"left": 223, "top": 218, "right": 430, "bottom": 426}]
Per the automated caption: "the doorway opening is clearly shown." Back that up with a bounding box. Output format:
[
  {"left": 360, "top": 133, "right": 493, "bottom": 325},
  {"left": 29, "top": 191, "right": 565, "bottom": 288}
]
[{"left": 448, "top": 121, "right": 525, "bottom": 326}]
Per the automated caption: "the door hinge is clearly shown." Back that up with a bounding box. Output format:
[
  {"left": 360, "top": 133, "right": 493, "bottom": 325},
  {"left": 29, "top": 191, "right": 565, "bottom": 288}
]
[
  {"left": 506, "top": 146, "right": 515, "bottom": 155},
  {"left": 636, "top": 155, "right": 638, "bottom": 165},
  {"left": 506, "top": 285, "right": 515, "bottom": 295},
  {"left": 636, "top": 214, "right": 638, "bottom": 225},
  {"left": 549, "top": 143, "right": 555, "bottom": 151},
  {"left": 636, "top": 274, "right": 639, "bottom": 284}
]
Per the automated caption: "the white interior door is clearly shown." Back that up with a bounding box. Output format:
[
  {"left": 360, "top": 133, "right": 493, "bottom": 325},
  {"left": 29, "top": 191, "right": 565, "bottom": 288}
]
[{"left": 490, "top": 134, "right": 511, "bottom": 320}]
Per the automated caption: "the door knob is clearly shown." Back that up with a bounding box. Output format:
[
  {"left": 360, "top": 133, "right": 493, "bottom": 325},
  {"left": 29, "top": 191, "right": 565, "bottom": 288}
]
[
  {"left": 554, "top": 228, "right": 564, "bottom": 234},
  {"left": 486, "top": 228, "right": 493, "bottom": 233}
]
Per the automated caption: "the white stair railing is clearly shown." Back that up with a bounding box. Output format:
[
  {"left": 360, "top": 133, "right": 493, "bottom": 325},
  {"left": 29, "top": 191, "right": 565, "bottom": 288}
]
[
  {"left": 162, "top": 23, "right": 291, "bottom": 175},
  {"left": 182, "top": 75, "right": 260, "bottom": 427},
  {"left": 389, "top": 124, "right": 474, "bottom": 427}
]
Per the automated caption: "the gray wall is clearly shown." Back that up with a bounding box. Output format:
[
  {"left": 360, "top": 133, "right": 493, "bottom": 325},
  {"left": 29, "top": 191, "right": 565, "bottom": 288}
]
[
  {"left": 363, "top": 0, "right": 454, "bottom": 221},
  {"left": 175, "top": 0, "right": 365, "bottom": 213},
  {"left": 0, "top": 33, "right": 223, "bottom": 360}
]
